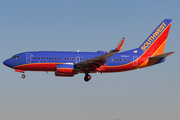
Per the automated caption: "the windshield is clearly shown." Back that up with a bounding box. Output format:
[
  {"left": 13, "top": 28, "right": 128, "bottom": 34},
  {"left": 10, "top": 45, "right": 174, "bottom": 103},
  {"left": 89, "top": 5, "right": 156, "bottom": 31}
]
[{"left": 11, "top": 55, "right": 19, "bottom": 59}]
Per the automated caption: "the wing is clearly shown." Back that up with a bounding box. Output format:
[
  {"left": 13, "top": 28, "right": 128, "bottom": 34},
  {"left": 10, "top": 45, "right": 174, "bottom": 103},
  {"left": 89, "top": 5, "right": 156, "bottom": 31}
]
[{"left": 75, "top": 37, "right": 125, "bottom": 71}]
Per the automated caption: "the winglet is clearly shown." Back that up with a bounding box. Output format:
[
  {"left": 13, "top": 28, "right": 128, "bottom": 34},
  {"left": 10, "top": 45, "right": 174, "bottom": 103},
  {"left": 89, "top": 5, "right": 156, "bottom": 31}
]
[{"left": 111, "top": 37, "right": 125, "bottom": 52}]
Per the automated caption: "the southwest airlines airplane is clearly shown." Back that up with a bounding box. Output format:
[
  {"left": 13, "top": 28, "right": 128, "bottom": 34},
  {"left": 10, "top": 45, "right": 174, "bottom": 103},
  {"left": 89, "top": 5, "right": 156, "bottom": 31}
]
[{"left": 3, "top": 19, "right": 175, "bottom": 82}]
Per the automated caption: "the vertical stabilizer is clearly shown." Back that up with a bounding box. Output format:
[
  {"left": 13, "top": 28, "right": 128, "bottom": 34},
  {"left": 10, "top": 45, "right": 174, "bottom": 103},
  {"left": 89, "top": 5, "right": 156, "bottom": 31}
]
[{"left": 139, "top": 19, "right": 172, "bottom": 56}]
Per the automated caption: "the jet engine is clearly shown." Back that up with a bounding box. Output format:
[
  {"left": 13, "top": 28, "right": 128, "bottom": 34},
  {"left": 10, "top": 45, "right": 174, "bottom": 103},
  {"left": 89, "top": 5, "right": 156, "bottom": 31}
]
[{"left": 55, "top": 63, "right": 76, "bottom": 77}]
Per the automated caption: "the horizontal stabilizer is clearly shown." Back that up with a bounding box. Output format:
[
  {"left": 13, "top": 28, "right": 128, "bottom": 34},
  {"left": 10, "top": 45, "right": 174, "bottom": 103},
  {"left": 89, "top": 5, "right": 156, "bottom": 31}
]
[{"left": 149, "top": 51, "right": 175, "bottom": 60}]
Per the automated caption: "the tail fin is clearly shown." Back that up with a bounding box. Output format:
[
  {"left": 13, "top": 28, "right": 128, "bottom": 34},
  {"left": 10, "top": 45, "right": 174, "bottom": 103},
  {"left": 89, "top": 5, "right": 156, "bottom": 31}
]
[{"left": 139, "top": 19, "right": 172, "bottom": 56}]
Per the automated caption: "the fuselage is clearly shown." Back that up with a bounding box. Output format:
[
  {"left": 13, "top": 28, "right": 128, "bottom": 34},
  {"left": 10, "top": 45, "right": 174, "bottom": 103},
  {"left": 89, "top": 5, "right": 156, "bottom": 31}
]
[{"left": 3, "top": 49, "right": 149, "bottom": 73}]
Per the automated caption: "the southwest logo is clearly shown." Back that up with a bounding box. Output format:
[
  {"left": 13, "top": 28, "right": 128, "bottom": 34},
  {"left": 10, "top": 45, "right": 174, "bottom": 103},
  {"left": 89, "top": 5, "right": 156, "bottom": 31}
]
[{"left": 141, "top": 22, "right": 167, "bottom": 51}]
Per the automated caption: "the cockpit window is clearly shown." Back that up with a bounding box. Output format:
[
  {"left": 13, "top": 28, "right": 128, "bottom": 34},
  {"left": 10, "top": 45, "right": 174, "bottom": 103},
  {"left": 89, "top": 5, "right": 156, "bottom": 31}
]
[{"left": 11, "top": 56, "right": 19, "bottom": 59}]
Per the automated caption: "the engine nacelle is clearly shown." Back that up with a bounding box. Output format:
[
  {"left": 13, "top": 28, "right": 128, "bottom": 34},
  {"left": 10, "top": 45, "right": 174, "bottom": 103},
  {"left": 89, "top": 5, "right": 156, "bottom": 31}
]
[{"left": 55, "top": 63, "right": 76, "bottom": 77}]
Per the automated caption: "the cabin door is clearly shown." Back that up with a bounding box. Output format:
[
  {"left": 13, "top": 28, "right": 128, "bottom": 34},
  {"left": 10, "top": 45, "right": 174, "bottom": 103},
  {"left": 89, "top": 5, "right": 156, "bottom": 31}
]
[
  {"left": 133, "top": 56, "right": 138, "bottom": 66},
  {"left": 26, "top": 53, "right": 31, "bottom": 63}
]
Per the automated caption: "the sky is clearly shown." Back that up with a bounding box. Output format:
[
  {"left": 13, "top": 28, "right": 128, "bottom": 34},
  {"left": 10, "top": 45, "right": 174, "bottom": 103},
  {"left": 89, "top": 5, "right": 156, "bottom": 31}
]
[{"left": 0, "top": 0, "right": 180, "bottom": 120}]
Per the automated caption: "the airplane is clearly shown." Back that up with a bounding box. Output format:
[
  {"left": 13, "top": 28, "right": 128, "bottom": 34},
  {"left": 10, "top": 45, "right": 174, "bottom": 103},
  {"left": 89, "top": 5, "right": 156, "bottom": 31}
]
[{"left": 3, "top": 19, "right": 175, "bottom": 82}]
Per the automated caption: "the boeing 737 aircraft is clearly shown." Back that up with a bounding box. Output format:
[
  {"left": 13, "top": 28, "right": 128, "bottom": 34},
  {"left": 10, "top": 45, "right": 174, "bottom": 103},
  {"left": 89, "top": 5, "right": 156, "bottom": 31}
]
[{"left": 3, "top": 19, "right": 175, "bottom": 82}]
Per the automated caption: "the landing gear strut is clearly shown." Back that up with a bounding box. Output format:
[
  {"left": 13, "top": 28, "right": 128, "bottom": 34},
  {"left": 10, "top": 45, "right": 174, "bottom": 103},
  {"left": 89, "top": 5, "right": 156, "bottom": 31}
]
[{"left": 84, "top": 73, "right": 91, "bottom": 82}]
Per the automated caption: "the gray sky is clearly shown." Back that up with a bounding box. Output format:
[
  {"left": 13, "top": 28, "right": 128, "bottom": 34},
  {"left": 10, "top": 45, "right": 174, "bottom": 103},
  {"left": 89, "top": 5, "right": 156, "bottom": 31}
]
[{"left": 1, "top": 0, "right": 179, "bottom": 120}]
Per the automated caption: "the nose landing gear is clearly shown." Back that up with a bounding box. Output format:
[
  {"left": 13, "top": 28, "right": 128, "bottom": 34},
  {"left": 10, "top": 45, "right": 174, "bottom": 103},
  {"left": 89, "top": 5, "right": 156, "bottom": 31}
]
[
  {"left": 15, "top": 69, "right": 25, "bottom": 79},
  {"left": 22, "top": 74, "right": 26, "bottom": 79}
]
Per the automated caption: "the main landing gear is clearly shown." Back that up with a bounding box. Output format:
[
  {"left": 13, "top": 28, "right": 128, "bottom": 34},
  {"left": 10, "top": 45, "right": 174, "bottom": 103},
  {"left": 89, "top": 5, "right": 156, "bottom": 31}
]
[{"left": 84, "top": 72, "right": 91, "bottom": 82}]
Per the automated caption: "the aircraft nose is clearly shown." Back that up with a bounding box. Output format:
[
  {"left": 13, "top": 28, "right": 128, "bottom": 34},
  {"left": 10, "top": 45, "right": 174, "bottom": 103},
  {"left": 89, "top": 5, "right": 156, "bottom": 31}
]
[{"left": 3, "top": 59, "right": 12, "bottom": 67}]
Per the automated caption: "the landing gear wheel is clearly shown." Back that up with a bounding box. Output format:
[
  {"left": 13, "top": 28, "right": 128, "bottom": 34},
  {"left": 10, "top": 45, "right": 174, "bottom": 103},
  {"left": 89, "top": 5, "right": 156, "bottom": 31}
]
[
  {"left": 84, "top": 74, "right": 91, "bottom": 82},
  {"left": 22, "top": 74, "right": 26, "bottom": 79}
]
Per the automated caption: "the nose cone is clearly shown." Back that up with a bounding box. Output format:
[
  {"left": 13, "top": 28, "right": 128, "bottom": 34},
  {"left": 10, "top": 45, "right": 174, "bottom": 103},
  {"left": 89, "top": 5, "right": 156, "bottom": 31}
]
[{"left": 3, "top": 59, "right": 12, "bottom": 68}]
